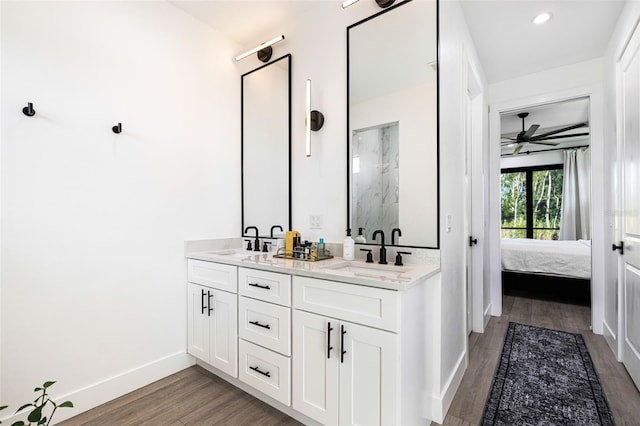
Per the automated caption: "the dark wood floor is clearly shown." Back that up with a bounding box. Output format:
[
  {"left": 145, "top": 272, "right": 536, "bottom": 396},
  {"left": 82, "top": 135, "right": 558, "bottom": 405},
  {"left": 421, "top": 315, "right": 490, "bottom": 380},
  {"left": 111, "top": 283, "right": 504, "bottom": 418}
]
[{"left": 61, "top": 295, "right": 640, "bottom": 426}]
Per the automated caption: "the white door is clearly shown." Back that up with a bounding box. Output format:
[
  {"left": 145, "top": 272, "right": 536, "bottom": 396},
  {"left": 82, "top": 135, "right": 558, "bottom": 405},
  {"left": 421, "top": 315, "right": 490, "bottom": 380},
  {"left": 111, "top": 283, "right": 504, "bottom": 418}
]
[
  {"left": 187, "top": 283, "right": 210, "bottom": 361},
  {"left": 292, "top": 310, "right": 339, "bottom": 425},
  {"left": 209, "top": 289, "right": 238, "bottom": 378},
  {"left": 619, "top": 22, "right": 640, "bottom": 389},
  {"left": 465, "top": 87, "right": 474, "bottom": 335},
  {"left": 339, "top": 321, "right": 397, "bottom": 426}
]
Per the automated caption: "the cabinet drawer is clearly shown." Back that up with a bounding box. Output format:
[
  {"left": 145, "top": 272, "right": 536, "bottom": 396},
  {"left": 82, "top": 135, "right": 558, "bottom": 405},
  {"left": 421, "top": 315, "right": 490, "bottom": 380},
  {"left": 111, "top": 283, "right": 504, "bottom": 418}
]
[
  {"left": 238, "top": 268, "right": 291, "bottom": 306},
  {"left": 238, "top": 339, "right": 291, "bottom": 406},
  {"left": 292, "top": 276, "right": 399, "bottom": 332},
  {"left": 239, "top": 297, "right": 291, "bottom": 356},
  {"left": 187, "top": 259, "right": 237, "bottom": 293}
]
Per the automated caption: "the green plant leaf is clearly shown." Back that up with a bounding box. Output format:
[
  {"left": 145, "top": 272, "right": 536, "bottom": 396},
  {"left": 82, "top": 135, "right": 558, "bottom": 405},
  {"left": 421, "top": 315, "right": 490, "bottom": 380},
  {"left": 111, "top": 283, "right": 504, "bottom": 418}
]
[
  {"left": 10, "top": 421, "right": 25, "bottom": 426},
  {"left": 33, "top": 387, "right": 43, "bottom": 392},
  {"left": 27, "top": 406, "right": 43, "bottom": 423},
  {"left": 14, "top": 403, "right": 32, "bottom": 414},
  {"left": 1, "top": 405, "right": 9, "bottom": 410},
  {"left": 38, "top": 417, "right": 47, "bottom": 425},
  {"left": 58, "top": 401, "right": 73, "bottom": 408},
  {"left": 42, "top": 381, "right": 55, "bottom": 389}
]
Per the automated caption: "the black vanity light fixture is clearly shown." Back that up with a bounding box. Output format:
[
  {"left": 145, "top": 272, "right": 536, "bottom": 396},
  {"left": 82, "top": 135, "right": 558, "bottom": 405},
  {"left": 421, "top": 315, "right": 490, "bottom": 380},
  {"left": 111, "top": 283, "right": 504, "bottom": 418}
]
[
  {"left": 112, "top": 122, "right": 122, "bottom": 134},
  {"left": 342, "top": 0, "right": 395, "bottom": 9},
  {"left": 305, "top": 79, "right": 324, "bottom": 157},
  {"left": 234, "top": 35, "right": 285, "bottom": 63},
  {"left": 22, "top": 102, "right": 36, "bottom": 117}
]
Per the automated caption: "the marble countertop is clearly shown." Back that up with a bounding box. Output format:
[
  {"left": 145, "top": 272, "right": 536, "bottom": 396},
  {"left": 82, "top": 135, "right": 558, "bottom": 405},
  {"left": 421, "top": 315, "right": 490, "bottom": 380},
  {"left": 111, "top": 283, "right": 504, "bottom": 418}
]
[{"left": 186, "top": 248, "right": 440, "bottom": 291}]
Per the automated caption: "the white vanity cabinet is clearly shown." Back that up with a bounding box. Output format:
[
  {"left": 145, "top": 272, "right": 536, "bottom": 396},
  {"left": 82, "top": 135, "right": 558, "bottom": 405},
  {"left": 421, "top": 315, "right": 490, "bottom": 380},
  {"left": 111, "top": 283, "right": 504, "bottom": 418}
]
[
  {"left": 237, "top": 267, "right": 292, "bottom": 406},
  {"left": 292, "top": 275, "right": 425, "bottom": 426},
  {"left": 187, "top": 260, "right": 238, "bottom": 378}
]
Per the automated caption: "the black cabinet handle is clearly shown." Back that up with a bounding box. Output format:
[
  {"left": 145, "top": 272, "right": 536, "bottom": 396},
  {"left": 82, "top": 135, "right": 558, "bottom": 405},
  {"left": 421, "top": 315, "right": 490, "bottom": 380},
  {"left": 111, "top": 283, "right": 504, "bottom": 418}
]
[
  {"left": 469, "top": 236, "right": 478, "bottom": 247},
  {"left": 612, "top": 242, "right": 624, "bottom": 255},
  {"left": 341, "top": 325, "right": 347, "bottom": 363},
  {"left": 327, "top": 322, "right": 334, "bottom": 359},
  {"left": 207, "top": 291, "right": 214, "bottom": 316},
  {"left": 249, "top": 320, "right": 271, "bottom": 330},
  {"left": 201, "top": 289, "right": 206, "bottom": 315},
  {"left": 248, "top": 282, "right": 271, "bottom": 290},
  {"left": 249, "top": 365, "right": 271, "bottom": 378}
]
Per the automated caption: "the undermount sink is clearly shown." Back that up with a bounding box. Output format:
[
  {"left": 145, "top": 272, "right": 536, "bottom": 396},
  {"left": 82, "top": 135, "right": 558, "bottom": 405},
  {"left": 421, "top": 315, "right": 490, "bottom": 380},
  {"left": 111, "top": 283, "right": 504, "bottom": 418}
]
[
  {"left": 206, "top": 249, "right": 262, "bottom": 257},
  {"left": 319, "top": 260, "right": 413, "bottom": 281}
]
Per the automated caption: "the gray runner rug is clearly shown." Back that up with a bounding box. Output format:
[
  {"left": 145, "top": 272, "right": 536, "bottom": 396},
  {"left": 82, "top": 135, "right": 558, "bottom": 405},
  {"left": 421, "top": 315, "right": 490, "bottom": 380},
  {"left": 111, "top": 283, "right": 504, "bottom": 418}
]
[{"left": 481, "top": 322, "right": 615, "bottom": 425}]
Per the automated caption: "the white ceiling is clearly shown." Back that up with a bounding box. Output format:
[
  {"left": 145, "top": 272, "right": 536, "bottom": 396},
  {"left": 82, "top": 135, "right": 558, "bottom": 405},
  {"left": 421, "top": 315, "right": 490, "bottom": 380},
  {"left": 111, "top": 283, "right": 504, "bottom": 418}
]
[
  {"left": 168, "top": 0, "right": 321, "bottom": 47},
  {"left": 460, "top": 0, "right": 625, "bottom": 84}
]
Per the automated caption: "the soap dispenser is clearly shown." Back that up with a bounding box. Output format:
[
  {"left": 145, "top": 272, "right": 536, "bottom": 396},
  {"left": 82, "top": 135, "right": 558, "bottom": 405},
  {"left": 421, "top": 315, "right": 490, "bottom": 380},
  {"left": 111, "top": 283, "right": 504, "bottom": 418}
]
[
  {"left": 354, "top": 227, "right": 366, "bottom": 244},
  {"left": 343, "top": 229, "right": 355, "bottom": 261}
]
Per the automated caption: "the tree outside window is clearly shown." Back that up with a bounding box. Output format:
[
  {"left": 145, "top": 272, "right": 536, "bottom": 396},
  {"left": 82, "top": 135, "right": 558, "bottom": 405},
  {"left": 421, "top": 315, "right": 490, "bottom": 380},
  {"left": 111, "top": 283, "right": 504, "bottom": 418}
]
[{"left": 501, "top": 165, "right": 563, "bottom": 240}]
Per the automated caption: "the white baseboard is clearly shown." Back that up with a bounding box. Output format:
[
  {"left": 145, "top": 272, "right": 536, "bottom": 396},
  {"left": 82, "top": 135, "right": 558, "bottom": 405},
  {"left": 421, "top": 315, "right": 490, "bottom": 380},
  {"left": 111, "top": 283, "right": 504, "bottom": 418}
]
[
  {"left": 484, "top": 303, "right": 492, "bottom": 328},
  {"left": 430, "top": 350, "right": 467, "bottom": 424},
  {"left": 1, "top": 351, "right": 195, "bottom": 425},
  {"left": 602, "top": 320, "right": 620, "bottom": 361}
]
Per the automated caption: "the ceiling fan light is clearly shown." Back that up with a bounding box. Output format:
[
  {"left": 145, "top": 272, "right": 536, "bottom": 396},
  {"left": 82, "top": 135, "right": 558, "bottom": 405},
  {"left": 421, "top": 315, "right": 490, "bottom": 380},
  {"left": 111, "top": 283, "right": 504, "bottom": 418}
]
[{"left": 533, "top": 12, "right": 552, "bottom": 25}]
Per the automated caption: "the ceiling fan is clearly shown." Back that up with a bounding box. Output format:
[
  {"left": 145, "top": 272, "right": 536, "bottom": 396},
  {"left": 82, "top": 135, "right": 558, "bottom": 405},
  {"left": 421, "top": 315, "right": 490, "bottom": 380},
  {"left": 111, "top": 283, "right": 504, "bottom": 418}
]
[{"left": 502, "top": 112, "right": 589, "bottom": 155}]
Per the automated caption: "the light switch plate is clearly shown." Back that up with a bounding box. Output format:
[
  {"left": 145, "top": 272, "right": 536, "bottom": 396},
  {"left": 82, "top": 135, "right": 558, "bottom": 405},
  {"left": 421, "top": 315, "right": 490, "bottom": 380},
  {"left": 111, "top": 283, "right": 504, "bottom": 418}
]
[{"left": 310, "top": 214, "right": 323, "bottom": 229}]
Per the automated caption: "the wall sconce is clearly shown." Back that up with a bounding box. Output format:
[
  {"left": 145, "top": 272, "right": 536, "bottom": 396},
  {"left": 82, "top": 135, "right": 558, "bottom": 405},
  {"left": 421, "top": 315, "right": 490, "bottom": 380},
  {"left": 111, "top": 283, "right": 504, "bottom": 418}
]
[
  {"left": 341, "top": 0, "right": 395, "bottom": 8},
  {"left": 305, "top": 79, "right": 324, "bottom": 157},
  {"left": 234, "top": 35, "right": 285, "bottom": 63}
]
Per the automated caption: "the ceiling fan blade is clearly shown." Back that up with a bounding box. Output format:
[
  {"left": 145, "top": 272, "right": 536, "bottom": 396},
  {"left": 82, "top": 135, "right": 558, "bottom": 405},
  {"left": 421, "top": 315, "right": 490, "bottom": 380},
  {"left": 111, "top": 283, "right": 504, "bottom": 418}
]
[
  {"left": 521, "top": 124, "right": 540, "bottom": 141},
  {"left": 529, "top": 122, "right": 588, "bottom": 141},
  {"left": 531, "top": 132, "right": 590, "bottom": 142},
  {"left": 529, "top": 140, "right": 559, "bottom": 146},
  {"left": 512, "top": 143, "right": 523, "bottom": 155}
]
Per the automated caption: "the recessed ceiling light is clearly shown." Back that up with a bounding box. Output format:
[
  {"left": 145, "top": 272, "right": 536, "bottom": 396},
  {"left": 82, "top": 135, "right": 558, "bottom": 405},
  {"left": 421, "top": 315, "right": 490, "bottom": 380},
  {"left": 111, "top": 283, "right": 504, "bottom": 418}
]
[{"left": 533, "top": 12, "right": 552, "bottom": 25}]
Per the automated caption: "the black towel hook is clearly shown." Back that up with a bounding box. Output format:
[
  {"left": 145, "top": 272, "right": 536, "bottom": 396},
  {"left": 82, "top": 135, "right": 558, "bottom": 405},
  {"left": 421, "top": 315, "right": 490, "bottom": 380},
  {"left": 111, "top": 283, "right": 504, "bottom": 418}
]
[
  {"left": 112, "top": 123, "right": 122, "bottom": 134},
  {"left": 22, "top": 102, "right": 35, "bottom": 117}
]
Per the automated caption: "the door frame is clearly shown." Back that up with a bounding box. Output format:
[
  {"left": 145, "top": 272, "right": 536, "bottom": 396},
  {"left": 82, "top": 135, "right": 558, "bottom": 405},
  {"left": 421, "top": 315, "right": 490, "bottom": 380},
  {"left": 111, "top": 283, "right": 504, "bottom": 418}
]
[
  {"left": 488, "top": 85, "right": 605, "bottom": 335},
  {"left": 464, "top": 50, "right": 486, "bottom": 333}
]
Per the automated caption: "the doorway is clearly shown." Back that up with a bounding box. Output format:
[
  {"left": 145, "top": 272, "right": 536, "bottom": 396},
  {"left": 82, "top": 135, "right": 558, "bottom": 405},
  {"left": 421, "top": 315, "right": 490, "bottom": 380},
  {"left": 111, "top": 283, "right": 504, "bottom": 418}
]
[{"left": 488, "top": 88, "right": 605, "bottom": 333}]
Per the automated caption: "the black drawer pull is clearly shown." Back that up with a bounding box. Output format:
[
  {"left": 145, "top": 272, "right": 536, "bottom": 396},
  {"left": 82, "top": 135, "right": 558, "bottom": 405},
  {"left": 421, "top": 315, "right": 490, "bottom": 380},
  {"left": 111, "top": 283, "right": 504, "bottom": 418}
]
[
  {"left": 248, "top": 282, "right": 271, "bottom": 290},
  {"left": 327, "top": 322, "right": 334, "bottom": 359},
  {"left": 201, "top": 289, "right": 206, "bottom": 315},
  {"left": 249, "top": 320, "right": 271, "bottom": 330},
  {"left": 341, "top": 325, "right": 347, "bottom": 363},
  {"left": 207, "top": 291, "right": 214, "bottom": 316},
  {"left": 249, "top": 365, "right": 271, "bottom": 377}
]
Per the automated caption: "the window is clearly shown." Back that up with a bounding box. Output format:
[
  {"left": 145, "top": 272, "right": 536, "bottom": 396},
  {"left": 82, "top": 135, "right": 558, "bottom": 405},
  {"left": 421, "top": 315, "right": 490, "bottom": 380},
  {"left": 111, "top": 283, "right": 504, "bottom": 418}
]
[{"left": 501, "top": 165, "right": 563, "bottom": 240}]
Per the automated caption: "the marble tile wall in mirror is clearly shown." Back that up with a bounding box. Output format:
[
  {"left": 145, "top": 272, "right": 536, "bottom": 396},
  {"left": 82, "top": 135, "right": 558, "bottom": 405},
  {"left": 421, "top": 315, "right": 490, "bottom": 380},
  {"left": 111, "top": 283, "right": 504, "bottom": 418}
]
[{"left": 347, "top": 0, "right": 438, "bottom": 248}]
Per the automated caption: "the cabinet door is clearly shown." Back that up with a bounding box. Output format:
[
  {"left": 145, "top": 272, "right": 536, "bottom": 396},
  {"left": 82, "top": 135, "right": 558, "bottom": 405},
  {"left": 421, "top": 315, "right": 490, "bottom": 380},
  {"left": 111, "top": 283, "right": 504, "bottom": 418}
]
[
  {"left": 187, "top": 283, "right": 209, "bottom": 361},
  {"left": 209, "top": 289, "right": 238, "bottom": 378},
  {"left": 339, "top": 321, "right": 398, "bottom": 426},
  {"left": 292, "top": 310, "right": 339, "bottom": 425}
]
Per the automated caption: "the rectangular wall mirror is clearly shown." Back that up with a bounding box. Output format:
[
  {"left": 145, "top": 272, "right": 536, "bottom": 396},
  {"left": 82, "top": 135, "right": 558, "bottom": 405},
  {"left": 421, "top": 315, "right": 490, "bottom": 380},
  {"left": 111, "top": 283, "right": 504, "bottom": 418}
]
[
  {"left": 242, "top": 54, "right": 291, "bottom": 236},
  {"left": 347, "top": 0, "right": 439, "bottom": 248}
]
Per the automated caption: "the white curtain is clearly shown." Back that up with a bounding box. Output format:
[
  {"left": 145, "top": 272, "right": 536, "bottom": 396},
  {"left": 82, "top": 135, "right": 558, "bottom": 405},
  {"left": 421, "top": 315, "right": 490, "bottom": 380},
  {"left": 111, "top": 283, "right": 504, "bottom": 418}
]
[{"left": 560, "top": 147, "right": 591, "bottom": 240}]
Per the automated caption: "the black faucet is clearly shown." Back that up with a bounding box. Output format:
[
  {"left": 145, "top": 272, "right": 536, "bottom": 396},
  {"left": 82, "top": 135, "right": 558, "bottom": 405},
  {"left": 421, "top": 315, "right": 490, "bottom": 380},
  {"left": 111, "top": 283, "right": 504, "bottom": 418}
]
[
  {"left": 372, "top": 230, "right": 387, "bottom": 264},
  {"left": 270, "top": 225, "right": 283, "bottom": 238},
  {"left": 244, "top": 226, "right": 260, "bottom": 251},
  {"left": 391, "top": 228, "right": 402, "bottom": 245}
]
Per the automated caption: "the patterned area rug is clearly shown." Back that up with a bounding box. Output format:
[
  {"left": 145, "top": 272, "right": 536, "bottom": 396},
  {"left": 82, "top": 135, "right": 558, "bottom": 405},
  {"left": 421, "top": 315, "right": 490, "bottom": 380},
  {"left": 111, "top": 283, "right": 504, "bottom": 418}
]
[{"left": 481, "top": 322, "right": 615, "bottom": 426}]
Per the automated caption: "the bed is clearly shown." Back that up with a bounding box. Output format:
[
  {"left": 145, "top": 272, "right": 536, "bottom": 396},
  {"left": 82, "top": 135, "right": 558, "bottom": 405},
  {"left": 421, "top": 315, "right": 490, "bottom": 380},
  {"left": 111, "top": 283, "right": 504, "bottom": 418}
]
[{"left": 501, "top": 238, "right": 592, "bottom": 304}]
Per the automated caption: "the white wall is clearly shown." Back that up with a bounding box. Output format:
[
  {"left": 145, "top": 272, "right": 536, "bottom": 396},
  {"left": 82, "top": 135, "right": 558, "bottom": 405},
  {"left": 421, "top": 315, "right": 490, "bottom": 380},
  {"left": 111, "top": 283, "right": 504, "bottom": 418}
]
[
  {"left": 500, "top": 150, "right": 564, "bottom": 169},
  {"left": 601, "top": 0, "right": 640, "bottom": 358},
  {"left": 438, "top": 0, "right": 488, "bottom": 418},
  {"left": 1, "top": 1, "right": 240, "bottom": 420}
]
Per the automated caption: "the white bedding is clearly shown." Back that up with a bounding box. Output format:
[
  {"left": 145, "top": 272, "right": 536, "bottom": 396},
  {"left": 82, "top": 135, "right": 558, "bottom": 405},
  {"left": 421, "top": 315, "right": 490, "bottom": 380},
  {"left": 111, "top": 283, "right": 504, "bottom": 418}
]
[{"left": 501, "top": 238, "right": 591, "bottom": 279}]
